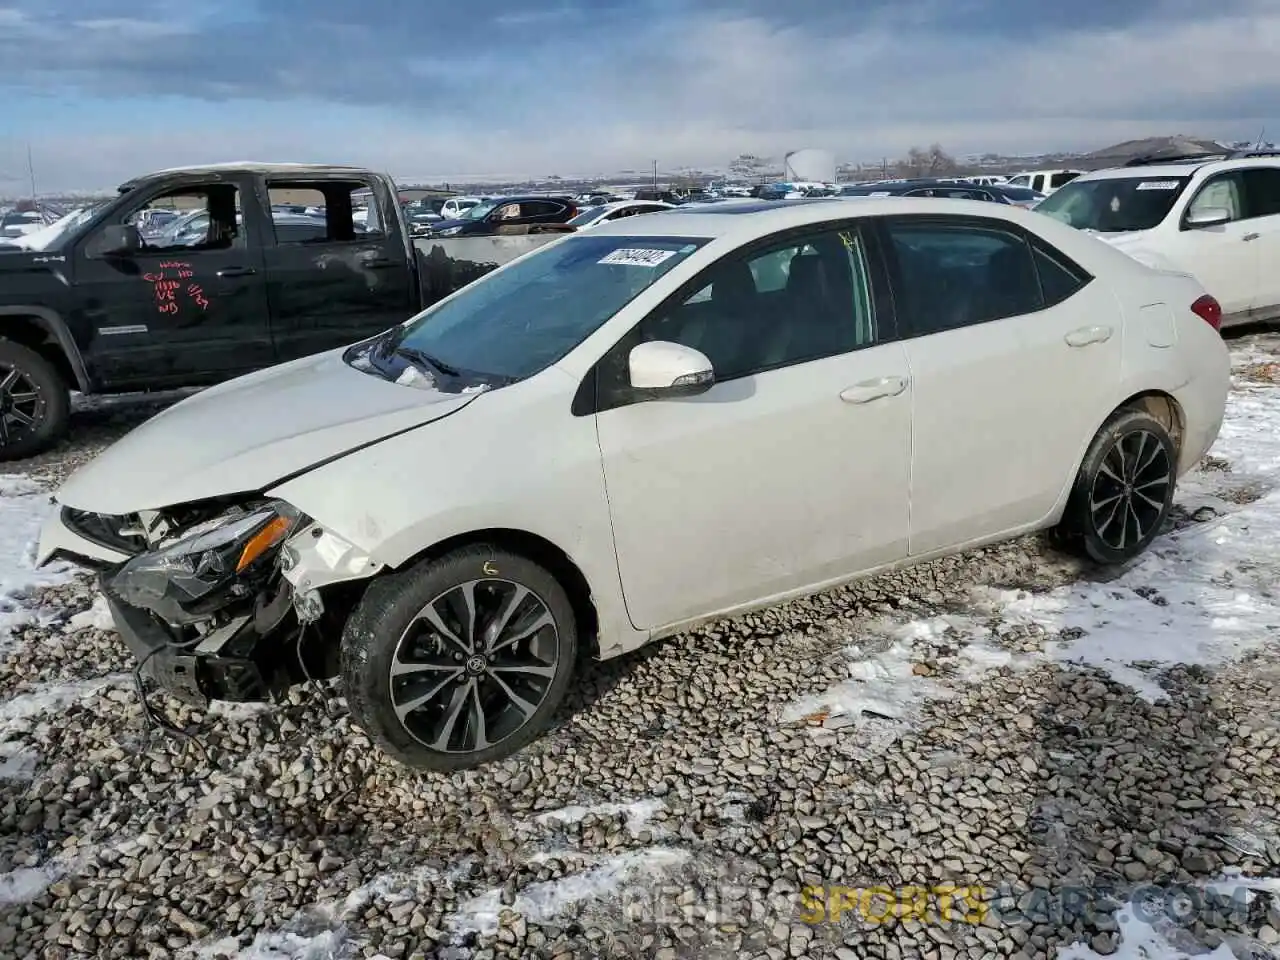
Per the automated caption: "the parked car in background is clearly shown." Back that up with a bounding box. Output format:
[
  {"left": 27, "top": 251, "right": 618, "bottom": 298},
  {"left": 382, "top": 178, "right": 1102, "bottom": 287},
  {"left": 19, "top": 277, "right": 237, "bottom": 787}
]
[
  {"left": 154, "top": 208, "right": 347, "bottom": 247},
  {"left": 1005, "top": 169, "right": 1083, "bottom": 195},
  {"left": 567, "top": 200, "right": 675, "bottom": 229},
  {"left": 1035, "top": 154, "right": 1280, "bottom": 329},
  {"left": 37, "top": 197, "right": 1228, "bottom": 772},
  {"left": 130, "top": 208, "right": 185, "bottom": 239},
  {"left": 838, "top": 179, "right": 1046, "bottom": 208},
  {"left": 424, "top": 195, "right": 579, "bottom": 237},
  {"left": 403, "top": 201, "right": 445, "bottom": 237},
  {"left": 576, "top": 192, "right": 624, "bottom": 206},
  {"left": 440, "top": 196, "right": 485, "bottom": 220},
  {"left": 1, "top": 210, "right": 47, "bottom": 238}
]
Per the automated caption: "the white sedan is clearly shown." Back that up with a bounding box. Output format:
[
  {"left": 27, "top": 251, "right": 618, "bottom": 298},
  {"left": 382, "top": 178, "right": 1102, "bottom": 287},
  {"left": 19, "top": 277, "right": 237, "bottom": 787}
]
[
  {"left": 567, "top": 199, "right": 675, "bottom": 229},
  {"left": 38, "top": 197, "right": 1230, "bottom": 771}
]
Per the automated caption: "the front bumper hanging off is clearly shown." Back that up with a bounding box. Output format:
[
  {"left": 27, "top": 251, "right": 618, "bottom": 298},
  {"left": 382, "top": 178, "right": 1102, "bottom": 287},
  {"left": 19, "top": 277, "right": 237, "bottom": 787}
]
[
  {"left": 42, "top": 501, "right": 385, "bottom": 709},
  {"left": 100, "top": 577, "right": 283, "bottom": 707}
]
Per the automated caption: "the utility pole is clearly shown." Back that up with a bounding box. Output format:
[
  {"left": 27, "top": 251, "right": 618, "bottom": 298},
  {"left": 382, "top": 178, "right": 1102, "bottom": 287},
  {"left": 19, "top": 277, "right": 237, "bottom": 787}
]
[
  {"left": 652, "top": 160, "right": 658, "bottom": 189},
  {"left": 26, "top": 143, "right": 37, "bottom": 199}
]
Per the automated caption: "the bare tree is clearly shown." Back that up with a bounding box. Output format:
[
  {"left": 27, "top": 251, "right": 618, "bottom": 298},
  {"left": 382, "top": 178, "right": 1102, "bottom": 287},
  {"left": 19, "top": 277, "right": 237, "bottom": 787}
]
[{"left": 898, "top": 144, "right": 958, "bottom": 178}]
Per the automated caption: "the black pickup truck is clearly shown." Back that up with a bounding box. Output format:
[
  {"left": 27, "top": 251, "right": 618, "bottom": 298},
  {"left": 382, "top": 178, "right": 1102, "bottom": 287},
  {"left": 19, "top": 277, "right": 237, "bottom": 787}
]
[{"left": 0, "top": 163, "right": 564, "bottom": 460}]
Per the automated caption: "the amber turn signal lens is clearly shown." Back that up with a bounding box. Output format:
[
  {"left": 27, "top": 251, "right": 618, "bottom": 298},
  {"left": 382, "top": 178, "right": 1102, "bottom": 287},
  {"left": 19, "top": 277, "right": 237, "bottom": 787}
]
[{"left": 236, "top": 515, "right": 293, "bottom": 573}]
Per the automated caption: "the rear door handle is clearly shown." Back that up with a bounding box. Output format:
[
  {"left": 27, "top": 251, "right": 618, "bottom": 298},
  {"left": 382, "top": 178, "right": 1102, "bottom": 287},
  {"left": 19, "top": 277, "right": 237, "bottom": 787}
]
[
  {"left": 1064, "top": 325, "right": 1113, "bottom": 347},
  {"left": 216, "top": 266, "right": 257, "bottom": 278},
  {"left": 359, "top": 254, "right": 397, "bottom": 268},
  {"left": 840, "top": 376, "right": 908, "bottom": 404},
  {"left": 1243, "top": 232, "right": 1260, "bottom": 241}
]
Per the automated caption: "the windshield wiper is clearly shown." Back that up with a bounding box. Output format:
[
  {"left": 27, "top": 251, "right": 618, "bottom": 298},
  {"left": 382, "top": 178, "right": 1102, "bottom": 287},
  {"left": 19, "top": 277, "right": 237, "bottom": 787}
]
[{"left": 395, "top": 346, "right": 461, "bottom": 377}]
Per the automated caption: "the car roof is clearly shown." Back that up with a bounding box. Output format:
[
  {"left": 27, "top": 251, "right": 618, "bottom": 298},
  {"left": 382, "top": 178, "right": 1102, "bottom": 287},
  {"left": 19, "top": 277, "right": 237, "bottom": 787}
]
[
  {"left": 588, "top": 196, "right": 1038, "bottom": 241},
  {"left": 486, "top": 195, "right": 574, "bottom": 203},
  {"left": 1074, "top": 155, "right": 1280, "bottom": 182},
  {"left": 120, "top": 162, "right": 372, "bottom": 190},
  {"left": 593, "top": 199, "right": 673, "bottom": 210}
]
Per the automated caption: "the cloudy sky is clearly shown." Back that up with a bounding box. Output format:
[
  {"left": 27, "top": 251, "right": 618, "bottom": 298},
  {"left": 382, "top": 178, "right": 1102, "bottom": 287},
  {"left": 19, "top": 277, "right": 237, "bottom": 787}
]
[{"left": 2, "top": 0, "right": 1280, "bottom": 191}]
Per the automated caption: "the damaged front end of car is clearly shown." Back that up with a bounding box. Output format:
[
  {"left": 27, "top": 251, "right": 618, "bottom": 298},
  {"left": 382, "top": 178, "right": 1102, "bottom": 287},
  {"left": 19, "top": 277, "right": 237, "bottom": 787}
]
[{"left": 58, "top": 499, "right": 383, "bottom": 712}]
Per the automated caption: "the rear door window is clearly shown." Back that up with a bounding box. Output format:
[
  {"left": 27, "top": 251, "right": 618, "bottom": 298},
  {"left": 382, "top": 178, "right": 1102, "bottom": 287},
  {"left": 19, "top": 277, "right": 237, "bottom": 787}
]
[
  {"left": 884, "top": 218, "right": 1044, "bottom": 335},
  {"left": 1243, "top": 167, "right": 1280, "bottom": 219}
]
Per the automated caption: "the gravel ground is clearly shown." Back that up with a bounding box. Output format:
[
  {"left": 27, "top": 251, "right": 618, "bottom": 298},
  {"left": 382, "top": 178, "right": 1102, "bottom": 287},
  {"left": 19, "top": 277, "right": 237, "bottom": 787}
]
[{"left": 2, "top": 342, "right": 1280, "bottom": 960}]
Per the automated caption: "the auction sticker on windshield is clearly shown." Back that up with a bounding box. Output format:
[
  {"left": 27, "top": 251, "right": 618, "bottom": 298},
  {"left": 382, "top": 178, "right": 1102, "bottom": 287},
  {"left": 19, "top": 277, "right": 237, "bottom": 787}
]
[
  {"left": 598, "top": 248, "right": 678, "bottom": 267},
  {"left": 1135, "top": 180, "right": 1181, "bottom": 190}
]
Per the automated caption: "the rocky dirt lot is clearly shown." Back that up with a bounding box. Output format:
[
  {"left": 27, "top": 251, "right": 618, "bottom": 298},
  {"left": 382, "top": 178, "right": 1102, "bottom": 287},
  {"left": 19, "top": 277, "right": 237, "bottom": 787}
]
[{"left": 1, "top": 338, "right": 1280, "bottom": 960}]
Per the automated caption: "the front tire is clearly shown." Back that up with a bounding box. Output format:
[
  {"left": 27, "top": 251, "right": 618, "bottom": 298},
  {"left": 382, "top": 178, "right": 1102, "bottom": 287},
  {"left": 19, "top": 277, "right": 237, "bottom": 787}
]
[
  {"left": 340, "top": 545, "right": 578, "bottom": 772},
  {"left": 0, "top": 339, "right": 70, "bottom": 462},
  {"left": 1056, "top": 408, "right": 1177, "bottom": 565}
]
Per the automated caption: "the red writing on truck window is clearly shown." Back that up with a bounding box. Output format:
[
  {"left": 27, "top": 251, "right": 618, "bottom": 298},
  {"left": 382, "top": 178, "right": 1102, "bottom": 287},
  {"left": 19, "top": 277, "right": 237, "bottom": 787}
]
[{"left": 143, "top": 261, "right": 209, "bottom": 314}]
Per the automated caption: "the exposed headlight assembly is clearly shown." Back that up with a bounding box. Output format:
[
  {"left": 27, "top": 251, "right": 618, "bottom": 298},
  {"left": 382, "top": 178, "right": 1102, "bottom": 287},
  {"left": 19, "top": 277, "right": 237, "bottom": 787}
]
[{"left": 111, "top": 500, "right": 306, "bottom": 623}]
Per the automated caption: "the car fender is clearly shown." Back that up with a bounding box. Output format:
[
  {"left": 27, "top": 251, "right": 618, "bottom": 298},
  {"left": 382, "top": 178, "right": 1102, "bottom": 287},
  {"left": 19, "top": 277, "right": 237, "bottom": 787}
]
[
  {"left": 266, "top": 369, "right": 647, "bottom": 659},
  {"left": 0, "top": 305, "right": 92, "bottom": 391}
]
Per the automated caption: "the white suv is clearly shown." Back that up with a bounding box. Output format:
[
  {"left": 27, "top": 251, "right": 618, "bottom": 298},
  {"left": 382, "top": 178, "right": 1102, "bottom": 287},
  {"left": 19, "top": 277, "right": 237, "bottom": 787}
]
[
  {"left": 1006, "top": 169, "right": 1083, "bottom": 194},
  {"left": 1036, "top": 154, "right": 1280, "bottom": 328}
]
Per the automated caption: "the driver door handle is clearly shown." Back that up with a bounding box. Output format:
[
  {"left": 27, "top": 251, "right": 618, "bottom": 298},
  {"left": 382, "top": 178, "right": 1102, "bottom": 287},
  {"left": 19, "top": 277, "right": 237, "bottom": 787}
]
[
  {"left": 1243, "top": 232, "right": 1260, "bottom": 241},
  {"left": 1064, "top": 325, "right": 1113, "bottom": 347},
  {"left": 840, "top": 376, "right": 908, "bottom": 404},
  {"left": 216, "top": 266, "right": 257, "bottom": 278}
]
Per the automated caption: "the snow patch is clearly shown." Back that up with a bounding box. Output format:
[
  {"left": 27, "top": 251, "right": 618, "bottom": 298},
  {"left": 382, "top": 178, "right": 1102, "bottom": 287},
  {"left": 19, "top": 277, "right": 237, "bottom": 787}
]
[
  {"left": 192, "top": 864, "right": 447, "bottom": 959},
  {"left": 0, "top": 741, "right": 39, "bottom": 780},
  {"left": 447, "top": 847, "right": 691, "bottom": 936},
  {"left": 67, "top": 594, "right": 115, "bottom": 632},
  {"left": 0, "top": 674, "right": 129, "bottom": 736},
  {"left": 395, "top": 364, "right": 436, "bottom": 389},
  {"left": 0, "top": 473, "right": 73, "bottom": 653},
  {"left": 197, "top": 929, "right": 344, "bottom": 959},
  {"left": 1057, "top": 869, "right": 1280, "bottom": 959},
  {"left": 532, "top": 798, "right": 665, "bottom": 836},
  {"left": 206, "top": 701, "right": 278, "bottom": 721},
  {"left": 0, "top": 862, "right": 66, "bottom": 907},
  {"left": 782, "top": 615, "right": 1021, "bottom": 752}
]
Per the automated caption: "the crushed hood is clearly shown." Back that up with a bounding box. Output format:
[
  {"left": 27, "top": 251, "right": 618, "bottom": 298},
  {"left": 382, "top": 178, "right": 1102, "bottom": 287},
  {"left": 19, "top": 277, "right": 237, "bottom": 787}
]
[{"left": 54, "top": 347, "right": 480, "bottom": 514}]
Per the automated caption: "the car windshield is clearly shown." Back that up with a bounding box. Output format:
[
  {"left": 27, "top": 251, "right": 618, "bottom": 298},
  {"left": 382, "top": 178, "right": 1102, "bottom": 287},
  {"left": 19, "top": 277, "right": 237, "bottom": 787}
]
[
  {"left": 568, "top": 206, "right": 604, "bottom": 226},
  {"left": 1035, "top": 176, "right": 1190, "bottom": 232},
  {"left": 459, "top": 201, "right": 493, "bottom": 220},
  {"left": 354, "top": 233, "right": 708, "bottom": 387}
]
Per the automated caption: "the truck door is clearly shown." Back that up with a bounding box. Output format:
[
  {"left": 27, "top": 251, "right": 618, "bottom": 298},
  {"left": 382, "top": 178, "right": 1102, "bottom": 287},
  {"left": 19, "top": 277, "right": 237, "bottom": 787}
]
[
  {"left": 258, "top": 177, "right": 417, "bottom": 362},
  {"left": 70, "top": 175, "right": 273, "bottom": 389}
]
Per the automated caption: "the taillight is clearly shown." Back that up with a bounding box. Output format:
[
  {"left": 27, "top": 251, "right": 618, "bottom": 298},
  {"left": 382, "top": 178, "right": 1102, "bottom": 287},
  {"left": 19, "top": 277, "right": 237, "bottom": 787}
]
[{"left": 1190, "top": 294, "right": 1222, "bottom": 331}]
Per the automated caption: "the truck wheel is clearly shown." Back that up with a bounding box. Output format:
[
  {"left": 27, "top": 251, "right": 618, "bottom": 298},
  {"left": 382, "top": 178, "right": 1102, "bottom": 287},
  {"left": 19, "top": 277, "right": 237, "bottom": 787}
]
[
  {"left": 340, "top": 545, "right": 577, "bottom": 772},
  {"left": 0, "top": 339, "right": 71, "bottom": 462}
]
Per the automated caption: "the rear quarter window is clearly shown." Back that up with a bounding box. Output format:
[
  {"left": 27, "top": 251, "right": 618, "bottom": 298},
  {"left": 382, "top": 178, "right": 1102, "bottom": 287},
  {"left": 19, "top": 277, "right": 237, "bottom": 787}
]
[{"left": 1031, "top": 240, "right": 1093, "bottom": 307}]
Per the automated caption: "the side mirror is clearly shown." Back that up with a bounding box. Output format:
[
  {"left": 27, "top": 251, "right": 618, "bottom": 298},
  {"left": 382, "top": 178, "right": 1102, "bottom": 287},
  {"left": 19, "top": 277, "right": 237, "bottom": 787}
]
[
  {"left": 1186, "top": 206, "right": 1231, "bottom": 229},
  {"left": 628, "top": 341, "right": 714, "bottom": 397},
  {"left": 93, "top": 224, "right": 142, "bottom": 257}
]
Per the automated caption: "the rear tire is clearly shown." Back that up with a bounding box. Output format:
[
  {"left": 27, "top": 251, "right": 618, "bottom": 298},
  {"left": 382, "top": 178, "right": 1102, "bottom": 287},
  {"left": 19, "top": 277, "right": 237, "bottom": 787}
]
[
  {"left": 0, "top": 339, "right": 70, "bottom": 462},
  {"left": 340, "top": 545, "right": 577, "bottom": 772},
  {"left": 1055, "top": 408, "right": 1177, "bottom": 565}
]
